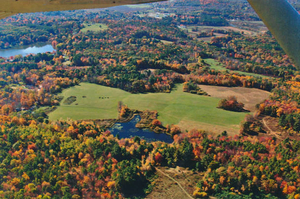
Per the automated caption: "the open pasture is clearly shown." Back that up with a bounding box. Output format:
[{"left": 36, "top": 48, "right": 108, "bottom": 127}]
[{"left": 49, "top": 83, "right": 258, "bottom": 135}]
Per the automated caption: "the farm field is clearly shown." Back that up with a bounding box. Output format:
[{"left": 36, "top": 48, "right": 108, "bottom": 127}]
[
  {"left": 186, "top": 25, "right": 258, "bottom": 36},
  {"left": 199, "top": 85, "right": 270, "bottom": 112},
  {"left": 48, "top": 83, "right": 265, "bottom": 135},
  {"left": 230, "top": 20, "right": 268, "bottom": 33},
  {"left": 185, "top": 24, "right": 264, "bottom": 42},
  {"left": 80, "top": 23, "right": 108, "bottom": 33}
]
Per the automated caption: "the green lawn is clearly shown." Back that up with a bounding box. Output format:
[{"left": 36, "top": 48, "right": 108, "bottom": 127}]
[
  {"left": 80, "top": 23, "right": 108, "bottom": 33},
  {"left": 49, "top": 83, "right": 247, "bottom": 133}
]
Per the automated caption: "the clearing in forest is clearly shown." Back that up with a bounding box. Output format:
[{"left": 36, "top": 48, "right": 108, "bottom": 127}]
[
  {"left": 48, "top": 83, "right": 264, "bottom": 135},
  {"left": 80, "top": 23, "right": 108, "bottom": 33},
  {"left": 146, "top": 167, "right": 201, "bottom": 199},
  {"left": 205, "top": 58, "right": 272, "bottom": 78}
]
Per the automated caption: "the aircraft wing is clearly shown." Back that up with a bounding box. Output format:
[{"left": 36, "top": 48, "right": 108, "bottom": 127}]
[
  {"left": 247, "top": 0, "right": 300, "bottom": 69},
  {"left": 0, "top": 0, "right": 164, "bottom": 20}
]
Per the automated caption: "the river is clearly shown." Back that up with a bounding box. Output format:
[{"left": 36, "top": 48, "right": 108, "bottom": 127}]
[
  {"left": 109, "top": 115, "right": 173, "bottom": 143},
  {"left": 0, "top": 44, "right": 55, "bottom": 58}
]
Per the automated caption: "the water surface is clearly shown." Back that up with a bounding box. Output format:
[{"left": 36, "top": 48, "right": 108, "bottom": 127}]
[
  {"left": 0, "top": 44, "right": 55, "bottom": 58},
  {"left": 109, "top": 115, "right": 173, "bottom": 143}
]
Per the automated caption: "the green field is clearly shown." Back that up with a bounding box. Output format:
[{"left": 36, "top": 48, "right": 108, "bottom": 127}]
[
  {"left": 205, "top": 58, "right": 271, "bottom": 78},
  {"left": 49, "top": 83, "right": 247, "bottom": 133},
  {"left": 205, "top": 59, "right": 226, "bottom": 71},
  {"left": 80, "top": 23, "right": 108, "bottom": 33}
]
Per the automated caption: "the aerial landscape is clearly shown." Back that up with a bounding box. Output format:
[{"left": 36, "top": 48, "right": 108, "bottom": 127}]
[{"left": 1, "top": 0, "right": 300, "bottom": 198}]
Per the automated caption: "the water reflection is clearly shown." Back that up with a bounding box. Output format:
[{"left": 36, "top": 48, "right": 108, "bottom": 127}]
[
  {"left": 0, "top": 44, "right": 55, "bottom": 58},
  {"left": 109, "top": 115, "right": 173, "bottom": 143}
]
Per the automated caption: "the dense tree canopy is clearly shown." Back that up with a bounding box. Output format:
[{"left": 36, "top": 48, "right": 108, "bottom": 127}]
[{"left": 0, "top": 1, "right": 300, "bottom": 198}]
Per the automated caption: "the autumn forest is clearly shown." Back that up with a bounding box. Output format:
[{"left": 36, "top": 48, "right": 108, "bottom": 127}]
[{"left": 1, "top": 0, "right": 300, "bottom": 198}]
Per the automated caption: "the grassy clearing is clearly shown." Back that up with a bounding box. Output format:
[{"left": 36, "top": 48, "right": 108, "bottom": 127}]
[
  {"left": 49, "top": 83, "right": 248, "bottom": 134},
  {"left": 63, "top": 61, "right": 71, "bottom": 66},
  {"left": 80, "top": 23, "right": 108, "bottom": 33},
  {"left": 9, "top": 83, "right": 26, "bottom": 90},
  {"left": 185, "top": 25, "right": 259, "bottom": 43},
  {"left": 204, "top": 58, "right": 271, "bottom": 78},
  {"left": 204, "top": 58, "right": 226, "bottom": 71},
  {"left": 160, "top": 40, "right": 174, "bottom": 45},
  {"left": 187, "top": 25, "right": 257, "bottom": 36}
]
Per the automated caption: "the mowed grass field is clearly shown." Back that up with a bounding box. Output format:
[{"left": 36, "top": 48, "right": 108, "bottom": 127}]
[
  {"left": 49, "top": 83, "right": 249, "bottom": 134},
  {"left": 80, "top": 23, "right": 108, "bottom": 33}
]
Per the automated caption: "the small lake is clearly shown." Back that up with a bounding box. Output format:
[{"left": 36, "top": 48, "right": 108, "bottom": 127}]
[
  {"left": 0, "top": 44, "right": 55, "bottom": 58},
  {"left": 109, "top": 115, "right": 173, "bottom": 143}
]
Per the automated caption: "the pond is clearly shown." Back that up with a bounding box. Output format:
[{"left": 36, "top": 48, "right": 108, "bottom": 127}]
[
  {"left": 0, "top": 44, "right": 55, "bottom": 58},
  {"left": 109, "top": 115, "right": 173, "bottom": 143}
]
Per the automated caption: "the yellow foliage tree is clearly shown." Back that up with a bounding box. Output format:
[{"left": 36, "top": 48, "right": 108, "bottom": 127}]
[
  {"left": 11, "top": 178, "right": 20, "bottom": 186},
  {"left": 107, "top": 181, "right": 115, "bottom": 188},
  {"left": 22, "top": 172, "right": 30, "bottom": 181}
]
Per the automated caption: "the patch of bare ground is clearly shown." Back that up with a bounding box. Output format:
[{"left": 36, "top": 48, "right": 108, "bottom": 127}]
[
  {"left": 199, "top": 85, "right": 270, "bottom": 112},
  {"left": 261, "top": 116, "right": 282, "bottom": 134},
  {"left": 177, "top": 120, "right": 240, "bottom": 137},
  {"left": 146, "top": 166, "right": 203, "bottom": 199},
  {"left": 259, "top": 115, "right": 293, "bottom": 141}
]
